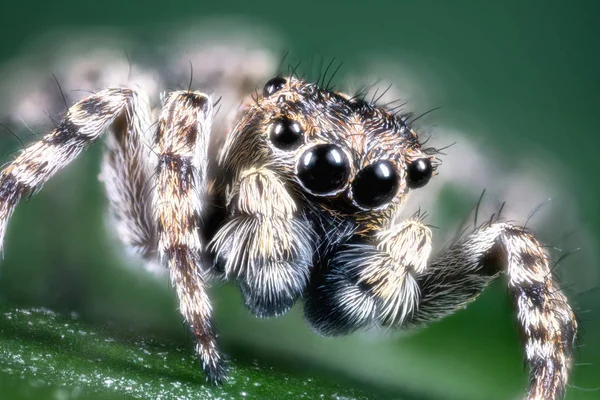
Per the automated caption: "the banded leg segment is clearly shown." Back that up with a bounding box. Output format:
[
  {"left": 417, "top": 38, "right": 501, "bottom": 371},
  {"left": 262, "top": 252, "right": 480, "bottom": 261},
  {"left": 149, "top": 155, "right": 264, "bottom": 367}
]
[
  {"left": 0, "top": 88, "right": 135, "bottom": 249},
  {"left": 407, "top": 223, "right": 576, "bottom": 400},
  {"left": 154, "top": 91, "right": 225, "bottom": 382}
]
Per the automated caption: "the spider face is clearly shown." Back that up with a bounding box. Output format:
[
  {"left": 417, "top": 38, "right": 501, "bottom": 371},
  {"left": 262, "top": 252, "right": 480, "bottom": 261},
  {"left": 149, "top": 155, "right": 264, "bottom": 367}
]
[{"left": 219, "top": 76, "right": 436, "bottom": 216}]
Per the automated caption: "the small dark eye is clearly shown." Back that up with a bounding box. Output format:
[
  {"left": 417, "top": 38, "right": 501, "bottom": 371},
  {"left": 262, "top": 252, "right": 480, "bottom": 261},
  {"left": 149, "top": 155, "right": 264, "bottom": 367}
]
[
  {"left": 406, "top": 158, "right": 432, "bottom": 189},
  {"left": 269, "top": 118, "right": 303, "bottom": 150},
  {"left": 263, "top": 77, "right": 287, "bottom": 97},
  {"left": 351, "top": 161, "right": 399, "bottom": 209},
  {"left": 297, "top": 144, "right": 350, "bottom": 195}
]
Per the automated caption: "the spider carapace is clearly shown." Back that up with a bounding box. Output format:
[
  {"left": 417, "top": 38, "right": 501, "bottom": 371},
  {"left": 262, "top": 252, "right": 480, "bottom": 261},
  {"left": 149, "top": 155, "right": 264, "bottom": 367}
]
[{"left": 0, "top": 75, "right": 577, "bottom": 400}]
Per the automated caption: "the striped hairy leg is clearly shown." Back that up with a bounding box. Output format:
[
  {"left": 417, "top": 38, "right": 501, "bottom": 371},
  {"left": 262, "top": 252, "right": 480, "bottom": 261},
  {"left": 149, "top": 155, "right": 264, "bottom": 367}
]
[
  {"left": 0, "top": 88, "right": 226, "bottom": 383},
  {"left": 307, "top": 215, "right": 577, "bottom": 400}
]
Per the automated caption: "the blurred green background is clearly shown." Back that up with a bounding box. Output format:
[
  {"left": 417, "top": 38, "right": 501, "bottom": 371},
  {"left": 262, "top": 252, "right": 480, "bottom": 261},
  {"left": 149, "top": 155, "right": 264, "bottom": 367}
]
[{"left": 0, "top": 1, "right": 598, "bottom": 399}]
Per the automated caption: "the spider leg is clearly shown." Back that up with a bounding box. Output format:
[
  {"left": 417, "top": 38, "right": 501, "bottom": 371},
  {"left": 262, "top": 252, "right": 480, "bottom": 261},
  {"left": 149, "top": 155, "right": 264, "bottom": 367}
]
[
  {"left": 406, "top": 222, "right": 577, "bottom": 400},
  {"left": 0, "top": 88, "right": 135, "bottom": 249},
  {"left": 305, "top": 218, "right": 432, "bottom": 336},
  {"left": 0, "top": 88, "right": 225, "bottom": 382},
  {"left": 210, "top": 167, "right": 314, "bottom": 318},
  {"left": 99, "top": 90, "right": 158, "bottom": 262},
  {"left": 154, "top": 91, "right": 226, "bottom": 383}
]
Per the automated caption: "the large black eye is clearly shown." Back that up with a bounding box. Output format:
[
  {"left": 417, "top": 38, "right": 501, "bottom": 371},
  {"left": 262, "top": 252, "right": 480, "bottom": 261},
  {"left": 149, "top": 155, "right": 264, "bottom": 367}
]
[
  {"left": 269, "top": 118, "right": 303, "bottom": 150},
  {"left": 406, "top": 158, "right": 432, "bottom": 189},
  {"left": 297, "top": 144, "right": 350, "bottom": 195},
  {"left": 263, "top": 77, "right": 287, "bottom": 97},
  {"left": 351, "top": 161, "right": 399, "bottom": 209}
]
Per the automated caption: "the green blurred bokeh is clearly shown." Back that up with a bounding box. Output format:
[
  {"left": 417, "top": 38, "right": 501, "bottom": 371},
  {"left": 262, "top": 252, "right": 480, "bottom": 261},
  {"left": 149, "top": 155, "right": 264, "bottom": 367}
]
[{"left": 0, "top": 1, "right": 598, "bottom": 399}]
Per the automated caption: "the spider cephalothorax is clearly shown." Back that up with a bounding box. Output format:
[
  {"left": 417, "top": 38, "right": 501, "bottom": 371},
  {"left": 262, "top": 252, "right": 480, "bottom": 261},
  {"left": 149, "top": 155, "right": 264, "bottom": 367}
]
[
  {"left": 212, "top": 76, "right": 438, "bottom": 322},
  {"left": 0, "top": 71, "right": 577, "bottom": 400}
]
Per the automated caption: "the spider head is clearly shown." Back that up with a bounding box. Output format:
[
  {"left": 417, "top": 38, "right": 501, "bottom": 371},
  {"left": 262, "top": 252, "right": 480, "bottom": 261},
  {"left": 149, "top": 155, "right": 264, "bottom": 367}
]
[{"left": 220, "top": 76, "right": 438, "bottom": 214}]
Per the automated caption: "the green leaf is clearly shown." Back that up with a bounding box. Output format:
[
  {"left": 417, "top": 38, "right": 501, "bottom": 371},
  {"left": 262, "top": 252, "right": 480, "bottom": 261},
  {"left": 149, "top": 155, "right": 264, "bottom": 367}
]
[{"left": 0, "top": 306, "right": 389, "bottom": 400}]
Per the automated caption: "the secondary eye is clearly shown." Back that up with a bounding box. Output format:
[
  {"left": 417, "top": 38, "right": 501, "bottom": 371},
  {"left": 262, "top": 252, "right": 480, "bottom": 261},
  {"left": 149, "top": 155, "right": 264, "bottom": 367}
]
[
  {"left": 296, "top": 144, "right": 350, "bottom": 195},
  {"left": 406, "top": 158, "right": 432, "bottom": 189},
  {"left": 263, "top": 77, "right": 287, "bottom": 97},
  {"left": 351, "top": 161, "right": 399, "bottom": 209},
  {"left": 269, "top": 118, "right": 303, "bottom": 150}
]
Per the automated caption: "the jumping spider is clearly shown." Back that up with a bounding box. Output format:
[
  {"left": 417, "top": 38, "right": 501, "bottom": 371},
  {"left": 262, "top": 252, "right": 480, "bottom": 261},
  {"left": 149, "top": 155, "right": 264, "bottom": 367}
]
[{"left": 0, "top": 73, "right": 576, "bottom": 400}]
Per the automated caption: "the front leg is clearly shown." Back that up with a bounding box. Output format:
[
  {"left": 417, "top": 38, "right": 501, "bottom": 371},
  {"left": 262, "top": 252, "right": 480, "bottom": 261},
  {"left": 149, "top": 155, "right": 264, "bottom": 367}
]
[
  {"left": 305, "top": 217, "right": 433, "bottom": 335},
  {"left": 406, "top": 222, "right": 577, "bottom": 400},
  {"left": 154, "top": 91, "right": 226, "bottom": 383},
  {"left": 211, "top": 168, "right": 314, "bottom": 317},
  {"left": 306, "top": 214, "right": 576, "bottom": 400}
]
